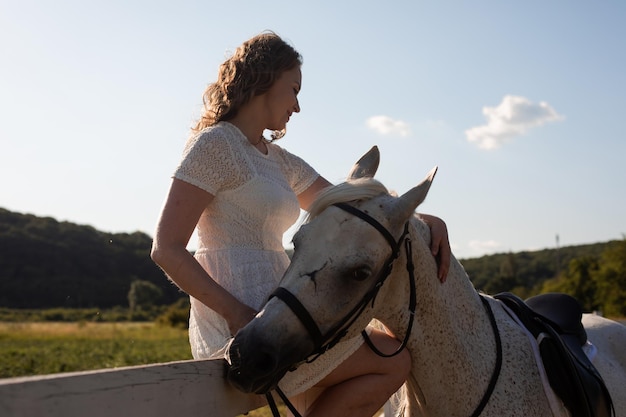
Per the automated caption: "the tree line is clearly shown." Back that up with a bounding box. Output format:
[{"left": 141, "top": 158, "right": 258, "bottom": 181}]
[
  {"left": 462, "top": 238, "right": 626, "bottom": 316},
  {"left": 1, "top": 208, "right": 624, "bottom": 316},
  {"left": 0, "top": 208, "right": 183, "bottom": 308}
]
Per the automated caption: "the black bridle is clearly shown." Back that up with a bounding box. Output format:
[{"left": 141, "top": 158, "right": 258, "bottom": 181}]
[
  {"left": 269, "top": 202, "right": 415, "bottom": 363},
  {"left": 265, "top": 202, "right": 416, "bottom": 417},
  {"left": 264, "top": 202, "right": 502, "bottom": 417}
]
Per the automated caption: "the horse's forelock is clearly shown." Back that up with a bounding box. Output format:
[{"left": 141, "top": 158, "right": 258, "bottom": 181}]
[{"left": 306, "top": 178, "right": 389, "bottom": 221}]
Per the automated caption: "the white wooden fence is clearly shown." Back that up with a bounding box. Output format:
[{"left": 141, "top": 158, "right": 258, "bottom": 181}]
[{"left": 0, "top": 359, "right": 266, "bottom": 417}]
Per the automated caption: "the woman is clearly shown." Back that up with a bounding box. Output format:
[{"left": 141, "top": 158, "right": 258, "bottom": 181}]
[{"left": 151, "top": 32, "right": 451, "bottom": 417}]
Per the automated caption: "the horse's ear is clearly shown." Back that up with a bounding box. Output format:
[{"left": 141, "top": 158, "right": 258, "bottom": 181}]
[
  {"left": 347, "top": 146, "right": 380, "bottom": 180},
  {"left": 395, "top": 167, "right": 438, "bottom": 219}
]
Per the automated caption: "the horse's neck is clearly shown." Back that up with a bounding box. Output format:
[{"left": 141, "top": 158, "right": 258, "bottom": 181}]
[
  {"left": 379, "top": 220, "right": 499, "bottom": 415},
  {"left": 380, "top": 220, "right": 487, "bottom": 337}
]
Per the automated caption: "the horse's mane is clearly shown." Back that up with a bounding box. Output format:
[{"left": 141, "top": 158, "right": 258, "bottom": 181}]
[{"left": 306, "top": 178, "right": 390, "bottom": 221}]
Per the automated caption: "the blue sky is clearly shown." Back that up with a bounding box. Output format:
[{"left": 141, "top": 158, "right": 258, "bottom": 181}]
[{"left": 1, "top": 0, "right": 625, "bottom": 259}]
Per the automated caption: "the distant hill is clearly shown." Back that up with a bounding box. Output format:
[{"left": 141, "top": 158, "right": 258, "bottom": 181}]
[
  {"left": 0, "top": 208, "right": 183, "bottom": 308},
  {"left": 0, "top": 207, "right": 619, "bottom": 309},
  {"left": 460, "top": 242, "right": 611, "bottom": 297}
]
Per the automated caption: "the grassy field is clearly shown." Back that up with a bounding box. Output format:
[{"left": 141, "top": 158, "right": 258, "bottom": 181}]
[
  {"left": 0, "top": 321, "right": 278, "bottom": 417},
  {"left": 0, "top": 321, "right": 192, "bottom": 378}
]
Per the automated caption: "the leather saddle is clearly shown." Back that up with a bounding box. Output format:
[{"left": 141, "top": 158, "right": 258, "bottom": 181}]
[{"left": 494, "top": 292, "right": 614, "bottom": 417}]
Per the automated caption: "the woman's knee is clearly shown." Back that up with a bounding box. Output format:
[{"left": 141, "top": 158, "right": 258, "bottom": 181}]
[
  {"left": 315, "top": 331, "right": 411, "bottom": 388},
  {"left": 365, "top": 330, "right": 411, "bottom": 380}
]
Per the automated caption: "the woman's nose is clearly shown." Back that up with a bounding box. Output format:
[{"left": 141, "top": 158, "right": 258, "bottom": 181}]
[{"left": 294, "top": 99, "right": 300, "bottom": 113}]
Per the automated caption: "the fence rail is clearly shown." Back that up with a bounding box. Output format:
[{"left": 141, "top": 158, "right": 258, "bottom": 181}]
[{"left": 0, "top": 359, "right": 266, "bottom": 417}]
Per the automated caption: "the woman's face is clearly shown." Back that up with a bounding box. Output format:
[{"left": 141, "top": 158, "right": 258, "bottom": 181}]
[{"left": 263, "top": 66, "right": 301, "bottom": 131}]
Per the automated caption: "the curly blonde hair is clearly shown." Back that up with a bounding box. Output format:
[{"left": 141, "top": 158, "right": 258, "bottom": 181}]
[{"left": 192, "top": 32, "right": 302, "bottom": 141}]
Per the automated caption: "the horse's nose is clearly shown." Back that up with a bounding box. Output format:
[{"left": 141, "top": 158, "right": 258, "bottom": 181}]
[
  {"left": 228, "top": 338, "right": 280, "bottom": 376},
  {"left": 227, "top": 339, "right": 282, "bottom": 394},
  {"left": 247, "top": 344, "right": 280, "bottom": 376}
]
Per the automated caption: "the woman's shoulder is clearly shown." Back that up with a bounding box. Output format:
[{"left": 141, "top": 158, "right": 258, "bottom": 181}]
[
  {"left": 271, "top": 143, "right": 307, "bottom": 165},
  {"left": 188, "top": 122, "right": 233, "bottom": 143},
  {"left": 174, "top": 123, "right": 246, "bottom": 193},
  {"left": 182, "top": 122, "right": 242, "bottom": 153}
]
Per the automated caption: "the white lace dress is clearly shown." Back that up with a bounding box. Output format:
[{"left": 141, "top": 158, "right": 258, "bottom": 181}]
[{"left": 173, "top": 121, "right": 364, "bottom": 396}]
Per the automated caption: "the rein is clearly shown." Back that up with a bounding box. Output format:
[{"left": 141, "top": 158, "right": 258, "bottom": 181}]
[{"left": 471, "top": 295, "right": 503, "bottom": 417}]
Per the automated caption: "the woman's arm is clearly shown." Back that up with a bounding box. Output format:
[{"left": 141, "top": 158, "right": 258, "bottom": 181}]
[
  {"left": 150, "top": 178, "right": 256, "bottom": 335},
  {"left": 418, "top": 213, "right": 451, "bottom": 282},
  {"left": 297, "top": 175, "right": 332, "bottom": 211}
]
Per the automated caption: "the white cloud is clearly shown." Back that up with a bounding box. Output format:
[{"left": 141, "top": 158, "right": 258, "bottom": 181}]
[
  {"left": 465, "top": 95, "right": 564, "bottom": 150},
  {"left": 468, "top": 239, "right": 503, "bottom": 254},
  {"left": 366, "top": 115, "right": 411, "bottom": 137}
]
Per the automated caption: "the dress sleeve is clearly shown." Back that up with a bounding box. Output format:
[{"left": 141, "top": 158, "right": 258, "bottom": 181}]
[
  {"left": 275, "top": 146, "right": 320, "bottom": 195},
  {"left": 173, "top": 129, "right": 237, "bottom": 195}
]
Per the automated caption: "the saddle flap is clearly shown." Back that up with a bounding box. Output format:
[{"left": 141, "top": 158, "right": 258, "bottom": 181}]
[{"left": 538, "top": 319, "right": 614, "bottom": 417}]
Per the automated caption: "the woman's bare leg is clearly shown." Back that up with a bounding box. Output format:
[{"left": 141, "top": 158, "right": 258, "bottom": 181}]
[{"left": 303, "top": 329, "right": 410, "bottom": 417}]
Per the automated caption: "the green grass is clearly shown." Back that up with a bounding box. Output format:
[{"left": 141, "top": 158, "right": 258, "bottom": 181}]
[{"left": 0, "top": 322, "right": 192, "bottom": 378}]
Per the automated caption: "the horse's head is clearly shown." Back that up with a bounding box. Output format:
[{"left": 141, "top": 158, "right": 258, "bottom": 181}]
[{"left": 226, "top": 146, "right": 436, "bottom": 394}]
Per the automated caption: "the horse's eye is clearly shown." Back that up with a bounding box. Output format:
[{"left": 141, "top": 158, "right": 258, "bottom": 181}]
[{"left": 351, "top": 267, "right": 371, "bottom": 282}]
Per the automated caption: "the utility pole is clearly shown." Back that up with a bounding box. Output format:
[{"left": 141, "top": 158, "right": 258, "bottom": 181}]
[{"left": 555, "top": 234, "right": 561, "bottom": 277}]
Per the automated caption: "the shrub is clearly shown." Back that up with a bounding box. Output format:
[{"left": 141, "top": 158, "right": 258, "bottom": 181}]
[{"left": 156, "top": 298, "right": 190, "bottom": 329}]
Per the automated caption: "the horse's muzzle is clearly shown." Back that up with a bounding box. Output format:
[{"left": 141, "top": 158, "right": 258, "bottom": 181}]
[{"left": 225, "top": 337, "right": 290, "bottom": 394}]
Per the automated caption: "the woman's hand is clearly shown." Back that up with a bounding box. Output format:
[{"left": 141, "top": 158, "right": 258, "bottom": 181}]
[
  {"left": 419, "top": 214, "right": 451, "bottom": 283},
  {"left": 226, "top": 303, "right": 259, "bottom": 337}
]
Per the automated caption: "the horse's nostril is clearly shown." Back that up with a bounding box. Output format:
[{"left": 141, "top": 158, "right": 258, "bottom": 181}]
[
  {"left": 226, "top": 340, "right": 241, "bottom": 367},
  {"left": 251, "top": 348, "right": 278, "bottom": 375}
]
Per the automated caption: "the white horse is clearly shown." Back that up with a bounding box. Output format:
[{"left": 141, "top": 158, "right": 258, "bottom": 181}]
[{"left": 228, "top": 147, "right": 626, "bottom": 416}]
